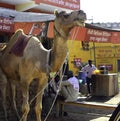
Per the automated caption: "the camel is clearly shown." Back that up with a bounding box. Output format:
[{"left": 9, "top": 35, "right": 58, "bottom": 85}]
[
  {"left": 0, "top": 10, "right": 86, "bottom": 121},
  {"left": 0, "top": 67, "right": 8, "bottom": 121},
  {"left": 0, "top": 43, "right": 7, "bottom": 51}
]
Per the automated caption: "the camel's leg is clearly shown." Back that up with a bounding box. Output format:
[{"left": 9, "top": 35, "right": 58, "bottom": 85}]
[
  {"left": 10, "top": 82, "right": 20, "bottom": 120},
  {"left": 20, "top": 81, "right": 30, "bottom": 121},
  {"left": 1, "top": 84, "right": 8, "bottom": 121},
  {"left": 35, "top": 91, "right": 43, "bottom": 121},
  {"left": 35, "top": 75, "right": 47, "bottom": 121},
  {"left": 0, "top": 69, "right": 8, "bottom": 121}
]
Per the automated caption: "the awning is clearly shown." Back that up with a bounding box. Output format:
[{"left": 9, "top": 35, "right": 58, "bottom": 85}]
[{"left": 0, "top": 7, "right": 55, "bottom": 22}]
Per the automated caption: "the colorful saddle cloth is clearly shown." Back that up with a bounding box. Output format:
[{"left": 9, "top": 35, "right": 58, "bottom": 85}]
[{"left": 10, "top": 34, "right": 31, "bottom": 57}]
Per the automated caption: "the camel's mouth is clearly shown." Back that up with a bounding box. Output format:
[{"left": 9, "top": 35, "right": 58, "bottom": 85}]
[
  {"left": 73, "top": 12, "right": 86, "bottom": 27},
  {"left": 77, "top": 19, "right": 86, "bottom": 27},
  {"left": 77, "top": 10, "right": 87, "bottom": 27},
  {"left": 80, "top": 20, "right": 86, "bottom": 24}
]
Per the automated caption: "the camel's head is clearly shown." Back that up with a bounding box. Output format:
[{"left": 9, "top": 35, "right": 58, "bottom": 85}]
[{"left": 54, "top": 10, "right": 86, "bottom": 30}]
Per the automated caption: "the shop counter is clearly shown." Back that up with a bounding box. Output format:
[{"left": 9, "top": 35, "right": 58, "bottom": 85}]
[{"left": 92, "top": 73, "right": 119, "bottom": 97}]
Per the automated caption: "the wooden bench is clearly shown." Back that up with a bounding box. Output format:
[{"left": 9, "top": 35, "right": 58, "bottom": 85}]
[{"left": 56, "top": 98, "right": 117, "bottom": 117}]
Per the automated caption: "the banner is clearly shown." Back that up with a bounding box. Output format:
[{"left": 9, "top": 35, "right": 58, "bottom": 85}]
[
  {"left": 111, "top": 32, "right": 120, "bottom": 44},
  {"left": 35, "top": 0, "right": 80, "bottom": 10},
  {"left": 85, "top": 28, "right": 112, "bottom": 43},
  {"left": 0, "top": 16, "right": 14, "bottom": 33},
  {"left": 96, "top": 47, "right": 114, "bottom": 58},
  {"left": 47, "top": 22, "right": 120, "bottom": 43}
]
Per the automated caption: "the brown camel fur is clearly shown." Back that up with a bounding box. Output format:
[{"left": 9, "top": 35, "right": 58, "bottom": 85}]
[
  {"left": 0, "top": 67, "right": 8, "bottom": 121},
  {"left": 0, "top": 43, "right": 7, "bottom": 51},
  {"left": 0, "top": 10, "right": 86, "bottom": 121}
]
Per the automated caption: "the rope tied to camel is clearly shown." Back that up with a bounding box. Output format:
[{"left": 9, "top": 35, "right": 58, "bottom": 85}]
[
  {"left": 46, "top": 49, "right": 52, "bottom": 78},
  {"left": 43, "top": 27, "right": 80, "bottom": 121},
  {"left": 28, "top": 24, "right": 80, "bottom": 121},
  {"left": 43, "top": 52, "right": 69, "bottom": 121}
]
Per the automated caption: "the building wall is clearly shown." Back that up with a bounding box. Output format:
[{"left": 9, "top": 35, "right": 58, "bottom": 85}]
[
  {"left": 68, "top": 40, "right": 120, "bottom": 75},
  {"left": 68, "top": 40, "right": 93, "bottom": 75},
  {"left": 14, "top": 22, "right": 42, "bottom": 35}
]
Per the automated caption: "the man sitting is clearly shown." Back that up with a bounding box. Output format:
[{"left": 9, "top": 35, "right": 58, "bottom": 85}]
[{"left": 59, "top": 70, "right": 79, "bottom": 102}]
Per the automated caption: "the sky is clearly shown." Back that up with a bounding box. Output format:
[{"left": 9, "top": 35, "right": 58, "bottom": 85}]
[{"left": 80, "top": 0, "right": 120, "bottom": 23}]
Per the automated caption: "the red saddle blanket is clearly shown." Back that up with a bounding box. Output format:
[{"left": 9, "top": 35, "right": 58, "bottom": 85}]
[{"left": 10, "top": 34, "right": 31, "bottom": 57}]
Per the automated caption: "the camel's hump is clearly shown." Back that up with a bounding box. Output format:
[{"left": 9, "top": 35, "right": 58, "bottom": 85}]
[{"left": 15, "top": 29, "right": 24, "bottom": 35}]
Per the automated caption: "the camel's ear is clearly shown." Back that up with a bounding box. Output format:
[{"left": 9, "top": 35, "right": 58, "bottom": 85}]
[{"left": 54, "top": 10, "right": 59, "bottom": 17}]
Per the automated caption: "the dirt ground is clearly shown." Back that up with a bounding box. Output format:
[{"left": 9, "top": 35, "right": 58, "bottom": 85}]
[
  {"left": 30, "top": 106, "right": 112, "bottom": 121},
  {"left": 34, "top": 92, "right": 120, "bottom": 121},
  {"left": 0, "top": 92, "right": 119, "bottom": 121},
  {"left": 42, "top": 109, "right": 112, "bottom": 121}
]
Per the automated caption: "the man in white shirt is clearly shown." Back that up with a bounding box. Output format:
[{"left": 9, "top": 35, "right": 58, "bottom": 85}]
[{"left": 81, "top": 60, "right": 97, "bottom": 96}]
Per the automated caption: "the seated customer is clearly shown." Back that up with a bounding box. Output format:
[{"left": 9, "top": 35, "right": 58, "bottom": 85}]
[{"left": 59, "top": 70, "right": 79, "bottom": 102}]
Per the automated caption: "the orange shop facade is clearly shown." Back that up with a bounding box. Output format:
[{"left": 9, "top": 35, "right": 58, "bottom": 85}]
[
  {"left": 67, "top": 26, "right": 120, "bottom": 74},
  {"left": 1, "top": 0, "right": 120, "bottom": 74},
  {"left": 0, "top": 0, "right": 80, "bottom": 42},
  {"left": 1, "top": 16, "right": 120, "bottom": 74}
]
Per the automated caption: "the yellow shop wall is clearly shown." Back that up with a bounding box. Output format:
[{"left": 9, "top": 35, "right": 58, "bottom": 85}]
[{"left": 67, "top": 40, "right": 120, "bottom": 75}]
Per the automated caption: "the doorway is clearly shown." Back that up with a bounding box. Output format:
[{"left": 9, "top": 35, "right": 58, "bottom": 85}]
[{"left": 117, "top": 60, "right": 120, "bottom": 72}]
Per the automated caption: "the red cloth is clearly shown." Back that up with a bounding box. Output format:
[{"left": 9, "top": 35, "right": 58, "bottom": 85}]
[{"left": 10, "top": 34, "right": 31, "bottom": 57}]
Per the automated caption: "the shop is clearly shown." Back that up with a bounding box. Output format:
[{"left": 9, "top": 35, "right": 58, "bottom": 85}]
[
  {"left": 0, "top": 0, "right": 80, "bottom": 43},
  {"left": 0, "top": 16, "right": 14, "bottom": 42},
  {"left": 1, "top": 0, "right": 120, "bottom": 75},
  {"left": 67, "top": 25, "right": 120, "bottom": 75}
]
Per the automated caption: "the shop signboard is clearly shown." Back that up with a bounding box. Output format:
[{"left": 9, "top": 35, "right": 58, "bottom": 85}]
[
  {"left": 85, "top": 28, "right": 112, "bottom": 43},
  {"left": 35, "top": 0, "right": 80, "bottom": 10},
  {"left": 95, "top": 47, "right": 114, "bottom": 58},
  {"left": 97, "top": 58, "right": 114, "bottom": 71},
  {"left": 0, "top": 16, "right": 14, "bottom": 33},
  {"left": 111, "top": 32, "right": 120, "bottom": 44},
  {"left": 114, "top": 46, "right": 120, "bottom": 57},
  {"left": 98, "top": 64, "right": 113, "bottom": 71}
]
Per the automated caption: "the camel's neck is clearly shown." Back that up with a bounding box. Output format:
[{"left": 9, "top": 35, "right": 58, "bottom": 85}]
[{"left": 50, "top": 27, "right": 69, "bottom": 71}]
